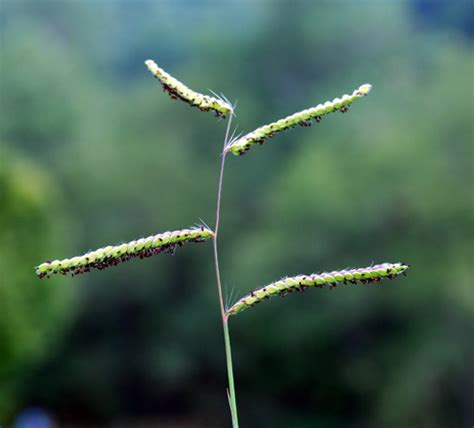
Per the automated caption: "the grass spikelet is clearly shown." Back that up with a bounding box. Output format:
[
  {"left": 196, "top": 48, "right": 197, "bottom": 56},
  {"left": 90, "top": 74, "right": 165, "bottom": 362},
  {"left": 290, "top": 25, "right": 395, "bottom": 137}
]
[
  {"left": 225, "top": 83, "right": 372, "bottom": 156},
  {"left": 145, "top": 59, "right": 233, "bottom": 118},
  {"left": 226, "top": 262, "right": 409, "bottom": 316},
  {"left": 35, "top": 225, "right": 214, "bottom": 279}
]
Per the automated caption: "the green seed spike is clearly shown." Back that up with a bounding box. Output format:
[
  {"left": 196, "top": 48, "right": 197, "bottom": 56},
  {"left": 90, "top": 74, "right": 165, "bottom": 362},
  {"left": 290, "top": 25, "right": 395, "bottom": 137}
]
[
  {"left": 226, "top": 262, "right": 409, "bottom": 316},
  {"left": 145, "top": 59, "right": 233, "bottom": 118},
  {"left": 225, "top": 83, "right": 372, "bottom": 156},
  {"left": 35, "top": 226, "right": 215, "bottom": 279}
]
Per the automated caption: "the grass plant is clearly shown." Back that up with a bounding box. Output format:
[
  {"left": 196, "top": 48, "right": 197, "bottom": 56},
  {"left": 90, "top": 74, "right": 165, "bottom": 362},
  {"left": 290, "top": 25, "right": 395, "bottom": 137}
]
[{"left": 35, "top": 58, "right": 409, "bottom": 427}]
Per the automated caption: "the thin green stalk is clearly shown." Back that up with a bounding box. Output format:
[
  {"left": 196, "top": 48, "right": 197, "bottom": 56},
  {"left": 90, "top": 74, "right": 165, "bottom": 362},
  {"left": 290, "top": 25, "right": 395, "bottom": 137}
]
[
  {"left": 223, "top": 316, "right": 238, "bottom": 427},
  {"left": 212, "top": 113, "right": 239, "bottom": 427}
]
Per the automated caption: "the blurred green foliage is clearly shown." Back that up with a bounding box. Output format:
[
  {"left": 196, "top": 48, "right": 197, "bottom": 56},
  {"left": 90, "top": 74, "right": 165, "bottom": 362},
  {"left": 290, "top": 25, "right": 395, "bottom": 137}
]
[
  {"left": 0, "top": 0, "right": 473, "bottom": 427},
  {"left": 0, "top": 146, "right": 73, "bottom": 418}
]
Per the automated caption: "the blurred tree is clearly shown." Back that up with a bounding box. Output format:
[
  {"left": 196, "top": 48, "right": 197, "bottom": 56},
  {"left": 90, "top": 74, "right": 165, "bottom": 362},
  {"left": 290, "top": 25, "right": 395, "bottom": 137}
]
[{"left": 0, "top": 146, "right": 73, "bottom": 420}]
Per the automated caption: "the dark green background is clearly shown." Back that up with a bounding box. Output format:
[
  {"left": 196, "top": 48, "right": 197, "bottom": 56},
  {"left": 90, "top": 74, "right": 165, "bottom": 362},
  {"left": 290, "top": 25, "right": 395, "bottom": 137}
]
[{"left": 1, "top": 0, "right": 473, "bottom": 426}]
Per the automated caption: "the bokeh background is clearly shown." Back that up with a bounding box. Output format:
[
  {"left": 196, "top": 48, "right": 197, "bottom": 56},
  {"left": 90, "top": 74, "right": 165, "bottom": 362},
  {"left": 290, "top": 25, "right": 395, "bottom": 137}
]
[{"left": 1, "top": 0, "right": 473, "bottom": 427}]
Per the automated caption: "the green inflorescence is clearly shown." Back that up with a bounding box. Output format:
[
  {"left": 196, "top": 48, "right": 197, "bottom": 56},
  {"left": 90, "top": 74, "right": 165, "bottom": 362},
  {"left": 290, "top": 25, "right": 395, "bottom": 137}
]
[
  {"left": 34, "top": 53, "right": 409, "bottom": 428},
  {"left": 145, "top": 59, "right": 233, "bottom": 118},
  {"left": 35, "top": 226, "right": 214, "bottom": 278},
  {"left": 225, "top": 83, "right": 372, "bottom": 156},
  {"left": 226, "top": 262, "right": 409, "bottom": 316}
]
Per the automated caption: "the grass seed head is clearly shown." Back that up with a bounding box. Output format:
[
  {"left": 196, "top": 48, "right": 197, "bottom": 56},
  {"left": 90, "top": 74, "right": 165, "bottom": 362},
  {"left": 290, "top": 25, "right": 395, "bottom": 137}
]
[
  {"left": 225, "top": 83, "right": 372, "bottom": 156},
  {"left": 145, "top": 59, "right": 233, "bottom": 118},
  {"left": 35, "top": 225, "right": 214, "bottom": 278},
  {"left": 226, "top": 262, "right": 409, "bottom": 316}
]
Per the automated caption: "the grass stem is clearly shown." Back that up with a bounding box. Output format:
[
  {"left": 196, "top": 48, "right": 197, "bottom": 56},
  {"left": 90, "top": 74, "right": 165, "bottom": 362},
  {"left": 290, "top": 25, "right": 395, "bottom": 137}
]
[{"left": 213, "top": 114, "right": 239, "bottom": 427}]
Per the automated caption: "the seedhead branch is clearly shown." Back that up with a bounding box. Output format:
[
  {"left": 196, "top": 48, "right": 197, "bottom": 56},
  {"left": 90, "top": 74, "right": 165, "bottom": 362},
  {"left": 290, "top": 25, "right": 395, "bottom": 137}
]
[
  {"left": 225, "top": 83, "right": 372, "bottom": 156},
  {"left": 145, "top": 59, "right": 233, "bottom": 118},
  {"left": 226, "top": 263, "right": 409, "bottom": 316},
  {"left": 35, "top": 226, "right": 214, "bottom": 278}
]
